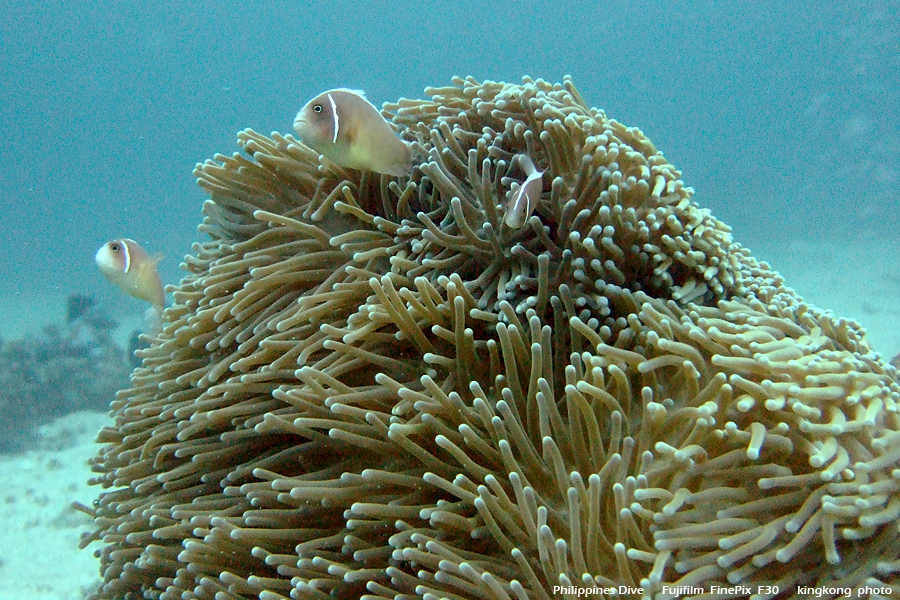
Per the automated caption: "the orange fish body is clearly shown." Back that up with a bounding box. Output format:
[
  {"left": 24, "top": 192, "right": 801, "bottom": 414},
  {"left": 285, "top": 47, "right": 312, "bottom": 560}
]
[
  {"left": 293, "top": 88, "right": 411, "bottom": 177},
  {"left": 95, "top": 239, "right": 164, "bottom": 313}
]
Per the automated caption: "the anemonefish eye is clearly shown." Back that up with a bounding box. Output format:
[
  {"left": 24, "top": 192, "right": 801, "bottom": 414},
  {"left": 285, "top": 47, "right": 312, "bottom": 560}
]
[
  {"left": 313, "top": 104, "right": 323, "bottom": 113},
  {"left": 110, "top": 243, "right": 121, "bottom": 252}
]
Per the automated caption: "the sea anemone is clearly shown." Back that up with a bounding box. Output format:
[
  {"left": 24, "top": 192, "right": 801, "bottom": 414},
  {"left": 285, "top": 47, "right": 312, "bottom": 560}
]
[{"left": 82, "top": 77, "right": 900, "bottom": 600}]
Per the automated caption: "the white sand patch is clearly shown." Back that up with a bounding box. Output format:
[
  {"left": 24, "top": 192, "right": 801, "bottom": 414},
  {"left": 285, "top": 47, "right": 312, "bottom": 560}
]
[{"left": 0, "top": 411, "right": 111, "bottom": 600}]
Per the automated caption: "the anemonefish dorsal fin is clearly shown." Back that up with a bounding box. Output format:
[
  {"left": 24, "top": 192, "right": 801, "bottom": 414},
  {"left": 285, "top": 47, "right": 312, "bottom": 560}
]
[
  {"left": 336, "top": 88, "right": 367, "bottom": 98},
  {"left": 293, "top": 88, "right": 412, "bottom": 177}
]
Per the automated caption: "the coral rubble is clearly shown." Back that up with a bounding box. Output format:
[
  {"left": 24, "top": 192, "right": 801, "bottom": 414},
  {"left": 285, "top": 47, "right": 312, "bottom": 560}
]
[{"left": 0, "top": 295, "right": 129, "bottom": 453}]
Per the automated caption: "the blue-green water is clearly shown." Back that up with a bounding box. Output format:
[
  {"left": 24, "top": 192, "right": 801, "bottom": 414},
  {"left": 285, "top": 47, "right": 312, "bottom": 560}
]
[{"left": 2, "top": 0, "right": 897, "bottom": 298}]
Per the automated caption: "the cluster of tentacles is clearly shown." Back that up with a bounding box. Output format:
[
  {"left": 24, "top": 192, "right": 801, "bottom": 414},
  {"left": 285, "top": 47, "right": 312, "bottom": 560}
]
[{"left": 82, "top": 77, "right": 900, "bottom": 600}]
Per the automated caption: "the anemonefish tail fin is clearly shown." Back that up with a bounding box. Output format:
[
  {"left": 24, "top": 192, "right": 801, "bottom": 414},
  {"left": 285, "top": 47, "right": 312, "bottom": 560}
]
[
  {"left": 143, "top": 305, "right": 164, "bottom": 335},
  {"left": 148, "top": 281, "right": 175, "bottom": 335}
]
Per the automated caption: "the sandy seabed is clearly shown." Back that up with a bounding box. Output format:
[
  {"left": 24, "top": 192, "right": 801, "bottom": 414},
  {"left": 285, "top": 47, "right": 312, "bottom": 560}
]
[
  {"left": 0, "top": 236, "right": 896, "bottom": 598},
  {"left": 0, "top": 412, "right": 109, "bottom": 600}
]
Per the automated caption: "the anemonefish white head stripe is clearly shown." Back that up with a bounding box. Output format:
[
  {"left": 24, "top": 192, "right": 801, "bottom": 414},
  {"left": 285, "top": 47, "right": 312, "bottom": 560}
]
[
  {"left": 504, "top": 154, "right": 544, "bottom": 229},
  {"left": 95, "top": 239, "right": 165, "bottom": 313},
  {"left": 293, "top": 88, "right": 412, "bottom": 177},
  {"left": 327, "top": 92, "right": 339, "bottom": 144}
]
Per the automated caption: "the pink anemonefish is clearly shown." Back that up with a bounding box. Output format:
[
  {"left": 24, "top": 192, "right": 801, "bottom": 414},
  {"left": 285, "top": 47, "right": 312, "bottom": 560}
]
[
  {"left": 504, "top": 154, "right": 544, "bottom": 229},
  {"left": 293, "top": 88, "right": 412, "bottom": 177},
  {"left": 95, "top": 239, "right": 165, "bottom": 314}
]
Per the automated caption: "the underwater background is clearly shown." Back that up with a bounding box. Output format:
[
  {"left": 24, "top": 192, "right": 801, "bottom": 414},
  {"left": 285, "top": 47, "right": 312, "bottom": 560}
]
[{"left": 0, "top": 0, "right": 897, "bottom": 598}]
